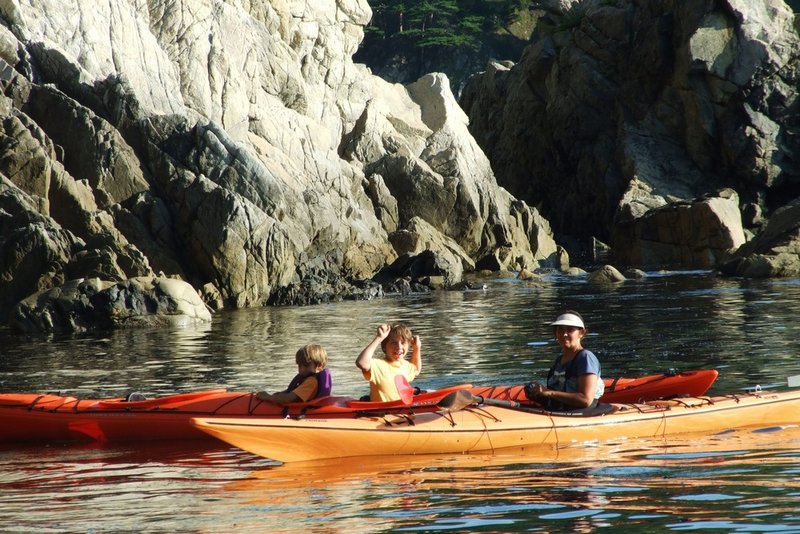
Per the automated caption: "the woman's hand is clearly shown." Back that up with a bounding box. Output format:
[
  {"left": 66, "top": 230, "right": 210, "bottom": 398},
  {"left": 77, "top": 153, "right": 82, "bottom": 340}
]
[{"left": 524, "top": 382, "right": 548, "bottom": 401}]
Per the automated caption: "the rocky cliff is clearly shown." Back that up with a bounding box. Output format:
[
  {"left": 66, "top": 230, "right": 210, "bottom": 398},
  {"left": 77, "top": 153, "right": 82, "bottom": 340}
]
[
  {"left": 461, "top": 0, "right": 800, "bottom": 272},
  {"left": 4, "top": 0, "right": 799, "bottom": 332},
  {"left": 0, "top": 0, "right": 557, "bottom": 327}
]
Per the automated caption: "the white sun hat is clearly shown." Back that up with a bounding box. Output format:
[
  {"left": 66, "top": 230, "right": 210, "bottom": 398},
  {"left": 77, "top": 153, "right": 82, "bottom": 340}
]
[{"left": 550, "top": 312, "right": 585, "bottom": 329}]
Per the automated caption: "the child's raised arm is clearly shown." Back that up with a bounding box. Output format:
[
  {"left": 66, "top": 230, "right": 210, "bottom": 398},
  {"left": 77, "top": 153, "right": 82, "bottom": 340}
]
[
  {"left": 410, "top": 334, "right": 422, "bottom": 374},
  {"left": 356, "top": 323, "right": 391, "bottom": 373}
]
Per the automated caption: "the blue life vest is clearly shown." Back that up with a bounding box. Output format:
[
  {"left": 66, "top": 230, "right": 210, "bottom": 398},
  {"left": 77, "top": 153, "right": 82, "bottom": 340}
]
[{"left": 543, "top": 349, "right": 602, "bottom": 411}]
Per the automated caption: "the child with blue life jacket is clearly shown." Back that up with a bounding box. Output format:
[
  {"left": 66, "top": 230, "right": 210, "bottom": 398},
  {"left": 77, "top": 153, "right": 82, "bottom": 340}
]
[
  {"left": 256, "top": 344, "right": 332, "bottom": 404},
  {"left": 525, "top": 310, "right": 604, "bottom": 411},
  {"left": 356, "top": 323, "right": 422, "bottom": 402}
]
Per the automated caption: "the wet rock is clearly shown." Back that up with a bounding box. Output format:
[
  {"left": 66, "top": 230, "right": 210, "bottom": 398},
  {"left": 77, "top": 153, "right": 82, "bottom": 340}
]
[
  {"left": 10, "top": 276, "right": 211, "bottom": 333},
  {"left": 720, "top": 199, "right": 800, "bottom": 277},
  {"left": 587, "top": 264, "right": 626, "bottom": 284}
]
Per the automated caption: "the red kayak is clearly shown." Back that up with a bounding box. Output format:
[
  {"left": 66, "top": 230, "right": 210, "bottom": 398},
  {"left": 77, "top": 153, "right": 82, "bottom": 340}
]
[
  {"left": 469, "top": 368, "right": 719, "bottom": 404},
  {"left": 0, "top": 369, "right": 717, "bottom": 443}
]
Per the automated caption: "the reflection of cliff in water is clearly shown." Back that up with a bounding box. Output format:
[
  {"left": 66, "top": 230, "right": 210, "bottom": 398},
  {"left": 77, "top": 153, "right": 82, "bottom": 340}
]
[{"left": 1, "top": 273, "right": 799, "bottom": 398}]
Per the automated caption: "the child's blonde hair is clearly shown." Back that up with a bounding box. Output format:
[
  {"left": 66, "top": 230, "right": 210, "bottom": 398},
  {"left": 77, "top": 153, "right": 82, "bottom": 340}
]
[
  {"left": 296, "top": 344, "right": 327, "bottom": 368},
  {"left": 380, "top": 323, "right": 413, "bottom": 352}
]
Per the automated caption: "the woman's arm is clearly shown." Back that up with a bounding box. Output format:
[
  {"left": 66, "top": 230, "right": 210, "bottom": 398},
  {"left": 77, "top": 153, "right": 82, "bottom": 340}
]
[
  {"left": 526, "top": 373, "right": 598, "bottom": 408},
  {"left": 550, "top": 373, "right": 597, "bottom": 408}
]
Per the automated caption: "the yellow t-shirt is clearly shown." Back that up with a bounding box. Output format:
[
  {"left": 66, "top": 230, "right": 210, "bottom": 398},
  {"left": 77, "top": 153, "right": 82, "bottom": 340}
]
[
  {"left": 365, "top": 358, "right": 419, "bottom": 402},
  {"left": 291, "top": 375, "right": 318, "bottom": 402}
]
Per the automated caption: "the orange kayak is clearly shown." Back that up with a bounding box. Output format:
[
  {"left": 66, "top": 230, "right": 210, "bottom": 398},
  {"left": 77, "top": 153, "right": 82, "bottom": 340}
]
[
  {"left": 0, "top": 369, "right": 717, "bottom": 443},
  {"left": 191, "top": 388, "right": 800, "bottom": 463}
]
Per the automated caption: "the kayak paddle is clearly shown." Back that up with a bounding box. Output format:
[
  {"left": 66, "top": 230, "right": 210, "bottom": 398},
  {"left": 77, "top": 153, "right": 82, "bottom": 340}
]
[
  {"left": 438, "top": 390, "right": 542, "bottom": 413},
  {"left": 437, "top": 389, "right": 615, "bottom": 417}
]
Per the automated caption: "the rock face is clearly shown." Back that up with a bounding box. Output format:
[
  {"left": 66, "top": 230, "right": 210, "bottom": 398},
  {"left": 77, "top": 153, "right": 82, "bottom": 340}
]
[
  {"left": 4, "top": 0, "right": 800, "bottom": 332},
  {"left": 0, "top": 0, "right": 558, "bottom": 328},
  {"left": 461, "top": 0, "right": 800, "bottom": 269}
]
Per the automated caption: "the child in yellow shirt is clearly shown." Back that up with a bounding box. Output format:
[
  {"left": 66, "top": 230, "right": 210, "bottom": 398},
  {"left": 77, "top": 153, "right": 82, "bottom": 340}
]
[{"left": 356, "top": 323, "right": 422, "bottom": 402}]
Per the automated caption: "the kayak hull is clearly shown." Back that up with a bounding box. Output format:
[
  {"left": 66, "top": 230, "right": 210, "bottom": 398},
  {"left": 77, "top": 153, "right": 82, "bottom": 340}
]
[
  {"left": 0, "top": 370, "right": 718, "bottom": 444},
  {"left": 191, "top": 389, "right": 800, "bottom": 462}
]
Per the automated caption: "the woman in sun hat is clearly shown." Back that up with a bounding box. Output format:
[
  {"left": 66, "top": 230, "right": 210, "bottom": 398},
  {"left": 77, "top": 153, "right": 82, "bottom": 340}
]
[{"left": 524, "top": 310, "right": 604, "bottom": 411}]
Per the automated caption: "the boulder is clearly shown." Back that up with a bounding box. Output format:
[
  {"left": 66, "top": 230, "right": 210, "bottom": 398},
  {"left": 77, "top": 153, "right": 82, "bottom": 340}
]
[
  {"left": 10, "top": 276, "right": 211, "bottom": 333},
  {"left": 720, "top": 198, "right": 800, "bottom": 277},
  {"left": 388, "top": 217, "right": 475, "bottom": 284},
  {"left": 587, "top": 264, "right": 626, "bottom": 284},
  {"left": 612, "top": 189, "right": 746, "bottom": 270}
]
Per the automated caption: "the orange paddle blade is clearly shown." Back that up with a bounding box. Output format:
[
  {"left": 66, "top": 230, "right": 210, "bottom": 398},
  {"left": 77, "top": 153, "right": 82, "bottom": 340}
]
[{"left": 394, "top": 375, "right": 414, "bottom": 405}]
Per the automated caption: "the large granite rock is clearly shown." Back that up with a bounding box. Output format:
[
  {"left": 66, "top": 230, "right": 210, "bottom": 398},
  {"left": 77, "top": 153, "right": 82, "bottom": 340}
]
[{"left": 614, "top": 189, "right": 746, "bottom": 270}]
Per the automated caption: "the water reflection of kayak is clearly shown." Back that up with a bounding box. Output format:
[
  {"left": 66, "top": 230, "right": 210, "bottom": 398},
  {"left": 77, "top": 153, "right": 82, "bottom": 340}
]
[
  {"left": 227, "top": 423, "right": 800, "bottom": 490},
  {"left": 191, "top": 386, "right": 799, "bottom": 463},
  {"left": 0, "top": 369, "right": 717, "bottom": 444}
]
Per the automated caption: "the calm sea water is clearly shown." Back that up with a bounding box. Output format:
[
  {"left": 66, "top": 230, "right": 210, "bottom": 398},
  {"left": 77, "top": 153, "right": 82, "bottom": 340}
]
[{"left": 1, "top": 271, "right": 800, "bottom": 532}]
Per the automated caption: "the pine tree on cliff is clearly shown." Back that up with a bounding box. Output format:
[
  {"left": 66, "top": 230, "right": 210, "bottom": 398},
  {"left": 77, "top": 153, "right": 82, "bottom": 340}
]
[{"left": 360, "top": 0, "right": 532, "bottom": 82}]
